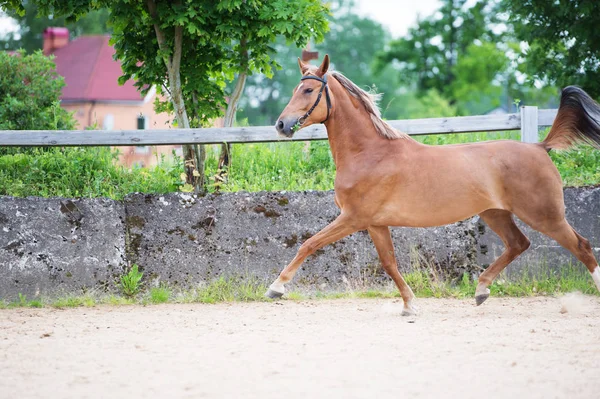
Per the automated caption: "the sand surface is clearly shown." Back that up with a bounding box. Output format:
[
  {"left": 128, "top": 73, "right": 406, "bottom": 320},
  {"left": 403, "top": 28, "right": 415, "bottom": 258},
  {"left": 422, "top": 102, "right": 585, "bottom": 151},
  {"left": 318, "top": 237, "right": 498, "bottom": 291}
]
[{"left": 1, "top": 296, "right": 599, "bottom": 399}]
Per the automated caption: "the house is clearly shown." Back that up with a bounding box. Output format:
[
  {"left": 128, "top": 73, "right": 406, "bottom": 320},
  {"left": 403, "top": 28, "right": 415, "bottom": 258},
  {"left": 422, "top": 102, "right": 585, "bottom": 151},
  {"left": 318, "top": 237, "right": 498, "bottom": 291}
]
[{"left": 44, "top": 27, "right": 180, "bottom": 167}]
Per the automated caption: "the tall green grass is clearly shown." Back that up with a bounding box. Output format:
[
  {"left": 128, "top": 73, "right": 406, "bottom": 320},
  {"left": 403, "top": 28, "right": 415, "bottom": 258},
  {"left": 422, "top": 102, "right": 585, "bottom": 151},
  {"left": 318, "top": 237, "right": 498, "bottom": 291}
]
[
  {"left": 0, "top": 129, "right": 597, "bottom": 199},
  {"left": 204, "top": 141, "right": 336, "bottom": 192},
  {"left": 0, "top": 147, "right": 181, "bottom": 199}
]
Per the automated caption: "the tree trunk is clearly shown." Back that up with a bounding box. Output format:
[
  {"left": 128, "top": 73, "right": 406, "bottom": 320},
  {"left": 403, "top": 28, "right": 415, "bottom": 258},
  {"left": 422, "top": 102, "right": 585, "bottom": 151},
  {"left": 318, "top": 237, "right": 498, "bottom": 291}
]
[
  {"left": 218, "top": 71, "right": 247, "bottom": 174},
  {"left": 218, "top": 39, "right": 249, "bottom": 177},
  {"left": 147, "top": 0, "right": 205, "bottom": 193}
]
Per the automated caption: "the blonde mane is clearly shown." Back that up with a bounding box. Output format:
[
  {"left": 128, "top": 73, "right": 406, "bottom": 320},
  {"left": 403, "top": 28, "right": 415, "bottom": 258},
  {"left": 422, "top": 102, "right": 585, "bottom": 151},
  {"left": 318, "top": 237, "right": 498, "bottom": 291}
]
[{"left": 329, "top": 71, "right": 407, "bottom": 140}]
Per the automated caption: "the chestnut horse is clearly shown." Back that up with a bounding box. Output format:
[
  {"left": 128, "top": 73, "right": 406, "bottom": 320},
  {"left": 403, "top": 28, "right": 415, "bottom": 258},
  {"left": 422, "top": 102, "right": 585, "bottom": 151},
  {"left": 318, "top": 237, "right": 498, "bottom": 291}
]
[{"left": 267, "top": 54, "right": 600, "bottom": 315}]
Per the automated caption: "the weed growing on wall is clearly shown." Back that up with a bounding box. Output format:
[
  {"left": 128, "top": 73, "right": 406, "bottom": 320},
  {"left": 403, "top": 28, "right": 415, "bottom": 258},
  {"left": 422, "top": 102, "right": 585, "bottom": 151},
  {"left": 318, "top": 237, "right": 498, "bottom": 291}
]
[{"left": 120, "top": 264, "right": 143, "bottom": 297}]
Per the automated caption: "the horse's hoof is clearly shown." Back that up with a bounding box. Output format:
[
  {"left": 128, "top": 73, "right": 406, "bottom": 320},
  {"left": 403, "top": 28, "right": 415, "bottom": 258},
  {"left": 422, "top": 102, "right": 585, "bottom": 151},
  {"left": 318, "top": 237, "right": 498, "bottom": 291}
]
[
  {"left": 401, "top": 302, "right": 418, "bottom": 316},
  {"left": 265, "top": 289, "right": 284, "bottom": 299},
  {"left": 475, "top": 293, "right": 489, "bottom": 306}
]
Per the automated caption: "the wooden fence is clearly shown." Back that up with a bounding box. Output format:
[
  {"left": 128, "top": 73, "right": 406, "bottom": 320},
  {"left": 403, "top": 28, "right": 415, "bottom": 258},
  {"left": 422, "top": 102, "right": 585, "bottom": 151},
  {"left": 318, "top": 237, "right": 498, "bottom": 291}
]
[{"left": 0, "top": 107, "right": 557, "bottom": 147}]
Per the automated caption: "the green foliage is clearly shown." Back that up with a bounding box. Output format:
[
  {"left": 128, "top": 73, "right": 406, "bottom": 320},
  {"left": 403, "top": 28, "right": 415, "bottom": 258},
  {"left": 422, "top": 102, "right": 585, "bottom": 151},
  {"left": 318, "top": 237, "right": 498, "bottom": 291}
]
[
  {"left": 391, "top": 90, "right": 458, "bottom": 119},
  {"left": 550, "top": 147, "right": 600, "bottom": 187},
  {"left": 0, "top": 147, "right": 181, "bottom": 199},
  {"left": 1, "top": 135, "right": 598, "bottom": 200},
  {"left": 376, "top": 1, "right": 502, "bottom": 99},
  {"left": 79, "top": 0, "right": 328, "bottom": 127},
  {"left": 120, "top": 264, "right": 144, "bottom": 297},
  {"left": 0, "top": 50, "right": 74, "bottom": 131},
  {"left": 373, "top": 0, "right": 557, "bottom": 114},
  {"left": 204, "top": 142, "right": 336, "bottom": 192},
  {"left": 203, "top": 137, "right": 600, "bottom": 192},
  {"left": 1, "top": 0, "right": 330, "bottom": 190},
  {"left": 502, "top": 0, "right": 600, "bottom": 98},
  {"left": 240, "top": 0, "right": 399, "bottom": 124},
  {"left": 7, "top": 293, "right": 45, "bottom": 308},
  {"left": 449, "top": 42, "right": 509, "bottom": 110}
]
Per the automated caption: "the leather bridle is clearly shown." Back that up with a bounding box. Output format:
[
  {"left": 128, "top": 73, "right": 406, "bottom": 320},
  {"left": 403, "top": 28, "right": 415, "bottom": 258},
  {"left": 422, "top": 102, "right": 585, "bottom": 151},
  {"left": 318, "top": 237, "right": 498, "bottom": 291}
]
[{"left": 295, "top": 74, "right": 332, "bottom": 128}]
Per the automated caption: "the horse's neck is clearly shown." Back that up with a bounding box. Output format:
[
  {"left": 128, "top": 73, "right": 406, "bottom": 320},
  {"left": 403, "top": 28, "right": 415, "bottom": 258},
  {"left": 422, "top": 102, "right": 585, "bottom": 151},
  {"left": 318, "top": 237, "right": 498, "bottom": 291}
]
[{"left": 324, "top": 84, "right": 391, "bottom": 167}]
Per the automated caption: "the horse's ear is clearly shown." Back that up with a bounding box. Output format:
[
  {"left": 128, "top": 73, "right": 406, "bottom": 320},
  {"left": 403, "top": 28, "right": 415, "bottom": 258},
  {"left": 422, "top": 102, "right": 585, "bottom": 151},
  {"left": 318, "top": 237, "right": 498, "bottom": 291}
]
[
  {"left": 298, "top": 57, "right": 310, "bottom": 74},
  {"left": 316, "top": 54, "right": 330, "bottom": 76}
]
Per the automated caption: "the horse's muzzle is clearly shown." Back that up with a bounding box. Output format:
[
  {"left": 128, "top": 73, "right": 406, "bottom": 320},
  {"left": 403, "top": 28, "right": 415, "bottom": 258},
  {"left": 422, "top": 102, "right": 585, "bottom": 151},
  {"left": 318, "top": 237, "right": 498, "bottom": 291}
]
[{"left": 275, "top": 117, "right": 297, "bottom": 138}]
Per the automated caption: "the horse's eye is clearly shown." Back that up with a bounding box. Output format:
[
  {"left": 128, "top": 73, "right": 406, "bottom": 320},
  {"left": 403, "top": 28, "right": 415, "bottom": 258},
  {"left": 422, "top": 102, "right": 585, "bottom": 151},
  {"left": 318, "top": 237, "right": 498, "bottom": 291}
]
[{"left": 304, "top": 88, "right": 314, "bottom": 94}]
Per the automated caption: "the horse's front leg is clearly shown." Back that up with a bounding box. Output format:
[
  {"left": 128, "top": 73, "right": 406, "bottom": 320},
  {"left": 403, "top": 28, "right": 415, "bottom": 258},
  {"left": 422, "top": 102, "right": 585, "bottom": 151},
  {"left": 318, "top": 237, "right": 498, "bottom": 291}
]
[{"left": 265, "top": 213, "right": 360, "bottom": 298}]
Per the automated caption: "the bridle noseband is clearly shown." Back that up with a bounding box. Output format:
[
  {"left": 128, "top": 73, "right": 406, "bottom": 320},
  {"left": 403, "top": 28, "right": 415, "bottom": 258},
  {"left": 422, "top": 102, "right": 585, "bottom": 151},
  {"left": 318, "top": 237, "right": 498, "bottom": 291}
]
[{"left": 296, "top": 74, "right": 332, "bottom": 128}]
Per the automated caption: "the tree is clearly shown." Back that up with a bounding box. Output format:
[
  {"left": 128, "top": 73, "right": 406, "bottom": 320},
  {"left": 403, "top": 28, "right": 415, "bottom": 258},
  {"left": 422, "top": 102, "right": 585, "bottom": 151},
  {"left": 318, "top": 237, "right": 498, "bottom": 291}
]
[
  {"left": 315, "top": 0, "right": 401, "bottom": 118},
  {"left": 502, "top": 0, "right": 600, "bottom": 98},
  {"left": 448, "top": 41, "right": 510, "bottom": 111},
  {"left": 375, "top": 0, "right": 503, "bottom": 108},
  {"left": 0, "top": 50, "right": 74, "bottom": 131},
  {"left": 2, "top": 0, "right": 329, "bottom": 192},
  {"left": 240, "top": 0, "right": 398, "bottom": 124},
  {"left": 237, "top": 37, "right": 304, "bottom": 126},
  {"left": 0, "top": 1, "right": 110, "bottom": 52}
]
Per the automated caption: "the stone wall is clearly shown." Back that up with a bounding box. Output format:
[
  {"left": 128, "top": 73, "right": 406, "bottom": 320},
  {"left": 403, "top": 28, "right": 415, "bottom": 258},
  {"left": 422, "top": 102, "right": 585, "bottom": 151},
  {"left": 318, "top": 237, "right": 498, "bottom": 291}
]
[{"left": 1, "top": 187, "right": 599, "bottom": 300}]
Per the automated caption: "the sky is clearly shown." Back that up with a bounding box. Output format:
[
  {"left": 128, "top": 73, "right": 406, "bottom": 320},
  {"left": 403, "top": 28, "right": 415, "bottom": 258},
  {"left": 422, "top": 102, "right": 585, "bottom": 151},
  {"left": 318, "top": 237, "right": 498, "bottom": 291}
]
[{"left": 355, "top": 0, "right": 442, "bottom": 38}]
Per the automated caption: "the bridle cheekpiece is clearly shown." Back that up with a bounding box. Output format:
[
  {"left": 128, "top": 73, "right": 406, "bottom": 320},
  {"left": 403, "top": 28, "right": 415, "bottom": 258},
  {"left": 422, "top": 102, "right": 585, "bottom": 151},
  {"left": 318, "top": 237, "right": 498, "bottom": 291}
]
[{"left": 292, "top": 74, "right": 332, "bottom": 132}]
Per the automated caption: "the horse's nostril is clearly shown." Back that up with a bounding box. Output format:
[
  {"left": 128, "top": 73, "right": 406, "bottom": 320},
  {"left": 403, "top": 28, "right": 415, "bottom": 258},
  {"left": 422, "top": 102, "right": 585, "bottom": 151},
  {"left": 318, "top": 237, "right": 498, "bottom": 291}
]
[{"left": 277, "top": 120, "right": 284, "bottom": 131}]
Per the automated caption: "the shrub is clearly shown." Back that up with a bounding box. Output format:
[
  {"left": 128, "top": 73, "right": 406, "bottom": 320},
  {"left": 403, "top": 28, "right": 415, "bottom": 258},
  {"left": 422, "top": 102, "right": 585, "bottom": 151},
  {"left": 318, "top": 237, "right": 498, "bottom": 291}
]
[{"left": 0, "top": 50, "right": 74, "bottom": 132}]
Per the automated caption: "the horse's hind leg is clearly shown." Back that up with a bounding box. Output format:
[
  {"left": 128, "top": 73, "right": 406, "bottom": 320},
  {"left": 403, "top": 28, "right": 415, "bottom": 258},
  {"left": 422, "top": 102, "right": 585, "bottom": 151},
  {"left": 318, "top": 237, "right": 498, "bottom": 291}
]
[
  {"left": 533, "top": 220, "right": 600, "bottom": 291},
  {"left": 475, "top": 209, "right": 531, "bottom": 305},
  {"left": 368, "top": 226, "right": 417, "bottom": 316}
]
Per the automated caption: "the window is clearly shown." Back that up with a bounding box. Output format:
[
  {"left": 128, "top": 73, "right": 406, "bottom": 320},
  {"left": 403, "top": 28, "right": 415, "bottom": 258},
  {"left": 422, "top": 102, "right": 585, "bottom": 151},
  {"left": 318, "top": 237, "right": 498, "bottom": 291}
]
[
  {"left": 135, "top": 146, "right": 150, "bottom": 154},
  {"left": 103, "top": 114, "right": 114, "bottom": 130},
  {"left": 137, "top": 114, "right": 149, "bottom": 129}
]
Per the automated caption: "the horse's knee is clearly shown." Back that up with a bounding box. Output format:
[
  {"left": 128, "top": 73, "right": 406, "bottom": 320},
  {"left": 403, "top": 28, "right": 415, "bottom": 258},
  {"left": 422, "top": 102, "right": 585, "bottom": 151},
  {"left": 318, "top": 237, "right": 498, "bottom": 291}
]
[{"left": 297, "top": 240, "right": 318, "bottom": 258}]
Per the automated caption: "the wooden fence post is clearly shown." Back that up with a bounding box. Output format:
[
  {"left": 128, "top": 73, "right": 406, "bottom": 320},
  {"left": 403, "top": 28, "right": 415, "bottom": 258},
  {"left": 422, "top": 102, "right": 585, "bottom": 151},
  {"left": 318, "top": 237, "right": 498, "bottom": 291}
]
[{"left": 520, "top": 106, "right": 539, "bottom": 143}]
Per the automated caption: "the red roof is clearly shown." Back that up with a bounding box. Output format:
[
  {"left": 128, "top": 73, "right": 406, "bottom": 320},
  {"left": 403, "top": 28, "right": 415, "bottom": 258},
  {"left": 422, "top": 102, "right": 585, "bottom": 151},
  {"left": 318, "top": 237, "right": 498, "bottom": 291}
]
[{"left": 52, "top": 35, "right": 144, "bottom": 102}]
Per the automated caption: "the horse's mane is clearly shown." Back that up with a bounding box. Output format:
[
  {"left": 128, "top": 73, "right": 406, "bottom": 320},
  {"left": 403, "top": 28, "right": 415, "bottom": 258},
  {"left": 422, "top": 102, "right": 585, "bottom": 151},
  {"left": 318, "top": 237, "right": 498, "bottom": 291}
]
[{"left": 329, "top": 71, "right": 407, "bottom": 140}]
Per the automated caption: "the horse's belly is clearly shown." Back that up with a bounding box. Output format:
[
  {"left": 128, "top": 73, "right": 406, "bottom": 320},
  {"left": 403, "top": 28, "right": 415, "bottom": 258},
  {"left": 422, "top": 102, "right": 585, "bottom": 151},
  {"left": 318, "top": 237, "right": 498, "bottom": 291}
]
[{"left": 372, "top": 191, "right": 500, "bottom": 228}]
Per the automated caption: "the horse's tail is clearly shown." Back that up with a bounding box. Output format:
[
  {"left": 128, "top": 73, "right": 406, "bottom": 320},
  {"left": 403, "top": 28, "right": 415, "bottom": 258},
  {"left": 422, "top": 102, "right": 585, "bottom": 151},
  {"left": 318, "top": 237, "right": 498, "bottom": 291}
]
[{"left": 541, "top": 86, "right": 600, "bottom": 151}]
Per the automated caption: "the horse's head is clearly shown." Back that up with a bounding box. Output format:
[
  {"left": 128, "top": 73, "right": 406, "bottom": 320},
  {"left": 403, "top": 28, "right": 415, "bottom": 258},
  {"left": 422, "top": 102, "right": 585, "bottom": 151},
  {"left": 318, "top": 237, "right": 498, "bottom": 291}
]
[{"left": 275, "top": 54, "right": 331, "bottom": 137}]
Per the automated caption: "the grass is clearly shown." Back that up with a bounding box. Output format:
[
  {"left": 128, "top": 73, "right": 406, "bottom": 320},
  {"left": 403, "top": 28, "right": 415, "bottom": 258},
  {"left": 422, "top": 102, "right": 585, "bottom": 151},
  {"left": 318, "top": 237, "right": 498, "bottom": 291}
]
[
  {"left": 1, "top": 129, "right": 597, "bottom": 200},
  {"left": 0, "top": 147, "right": 182, "bottom": 200},
  {"left": 149, "top": 286, "right": 171, "bottom": 304},
  {"left": 1, "top": 265, "right": 597, "bottom": 309},
  {"left": 204, "top": 141, "right": 336, "bottom": 192}
]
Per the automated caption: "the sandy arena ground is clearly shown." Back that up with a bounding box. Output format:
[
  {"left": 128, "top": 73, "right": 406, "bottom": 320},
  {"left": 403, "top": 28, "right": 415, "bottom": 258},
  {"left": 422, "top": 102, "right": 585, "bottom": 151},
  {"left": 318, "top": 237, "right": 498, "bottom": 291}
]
[{"left": 1, "top": 296, "right": 599, "bottom": 399}]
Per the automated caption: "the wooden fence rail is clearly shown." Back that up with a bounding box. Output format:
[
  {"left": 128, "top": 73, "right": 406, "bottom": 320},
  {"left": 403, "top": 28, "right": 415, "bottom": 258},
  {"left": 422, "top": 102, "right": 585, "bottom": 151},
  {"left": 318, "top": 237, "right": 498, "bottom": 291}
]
[{"left": 0, "top": 107, "right": 558, "bottom": 147}]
